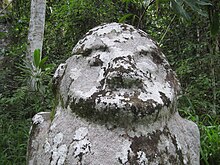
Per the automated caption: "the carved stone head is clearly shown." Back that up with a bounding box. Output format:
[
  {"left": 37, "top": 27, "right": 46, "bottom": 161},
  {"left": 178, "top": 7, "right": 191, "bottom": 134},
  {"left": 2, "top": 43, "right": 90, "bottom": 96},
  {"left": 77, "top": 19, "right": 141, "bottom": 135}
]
[
  {"left": 28, "top": 23, "right": 199, "bottom": 165},
  {"left": 53, "top": 23, "right": 180, "bottom": 125}
]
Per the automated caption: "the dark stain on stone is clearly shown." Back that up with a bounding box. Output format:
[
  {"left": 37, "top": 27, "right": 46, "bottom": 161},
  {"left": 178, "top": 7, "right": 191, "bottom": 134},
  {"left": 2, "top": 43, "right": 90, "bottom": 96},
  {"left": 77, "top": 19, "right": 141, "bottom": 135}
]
[
  {"left": 69, "top": 92, "right": 161, "bottom": 128},
  {"left": 114, "top": 40, "right": 121, "bottom": 43},
  {"left": 154, "top": 108, "right": 161, "bottom": 122},
  {"left": 99, "top": 78, "right": 105, "bottom": 87},
  {"left": 131, "top": 135, "right": 159, "bottom": 153},
  {"left": 70, "top": 91, "right": 126, "bottom": 125},
  {"left": 168, "top": 155, "right": 177, "bottom": 164},
  {"left": 86, "top": 30, "right": 93, "bottom": 36},
  {"left": 123, "top": 36, "right": 130, "bottom": 40},
  {"left": 138, "top": 30, "right": 148, "bottom": 37},
  {"left": 159, "top": 91, "right": 171, "bottom": 107},
  {"left": 127, "top": 55, "right": 132, "bottom": 61},
  {"left": 106, "top": 75, "right": 124, "bottom": 89},
  {"left": 82, "top": 44, "right": 108, "bottom": 57},
  {"left": 129, "top": 27, "right": 135, "bottom": 33},
  {"left": 165, "top": 70, "right": 180, "bottom": 94},
  {"left": 164, "top": 63, "right": 170, "bottom": 70},
  {"left": 82, "top": 48, "right": 93, "bottom": 57},
  {"left": 118, "top": 157, "right": 123, "bottom": 164},
  {"left": 112, "top": 56, "right": 134, "bottom": 66},
  {"left": 78, "top": 37, "right": 88, "bottom": 45},
  {"left": 127, "top": 126, "right": 185, "bottom": 164},
  {"left": 65, "top": 95, "right": 71, "bottom": 109},
  {"left": 129, "top": 130, "right": 162, "bottom": 163},
  {"left": 73, "top": 44, "right": 85, "bottom": 55},
  {"left": 70, "top": 98, "right": 98, "bottom": 121},
  {"left": 49, "top": 152, "right": 53, "bottom": 163},
  {"left": 76, "top": 152, "right": 83, "bottom": 162},
  {"left": 138, "top": 49, "right": 149, "bottom": 56},
  {"left": 170, "top": 135, "right": 185, "bottom": 164},
  {"left": 186, "top": 153, "right": 191, "bottom": 165},
  {"left": 151, "top": 50, "right": 164, "bottom": 65},
  {"left": 130, "top": 95, "right": 162, "bottom": 117},
  {"left": 74, "top": 40, "right": 109, "bottom": 56},
  {"left": 89, "top": 57, "right": 103, "bottom": 67}
]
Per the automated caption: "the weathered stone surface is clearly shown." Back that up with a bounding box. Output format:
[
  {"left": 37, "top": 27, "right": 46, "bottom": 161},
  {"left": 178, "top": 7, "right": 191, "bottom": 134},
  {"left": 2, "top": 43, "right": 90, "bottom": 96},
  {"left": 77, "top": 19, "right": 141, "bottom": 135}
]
[{"left": 27, "top": 23, "right": 200, "bottom": 165}]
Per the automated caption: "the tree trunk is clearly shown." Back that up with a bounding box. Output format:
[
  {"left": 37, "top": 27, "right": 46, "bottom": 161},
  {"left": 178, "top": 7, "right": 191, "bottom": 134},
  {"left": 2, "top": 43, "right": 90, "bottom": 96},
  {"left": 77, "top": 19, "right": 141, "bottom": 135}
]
[{"left": 27, "top": 0, "right": 46, "bottom": 62}]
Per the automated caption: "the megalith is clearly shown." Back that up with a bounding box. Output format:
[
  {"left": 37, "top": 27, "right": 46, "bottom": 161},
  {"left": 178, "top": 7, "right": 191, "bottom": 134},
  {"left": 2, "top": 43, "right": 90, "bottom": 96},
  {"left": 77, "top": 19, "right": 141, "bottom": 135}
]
[{"left": 27, "top": 23, "right": 200, "bottom": 165}]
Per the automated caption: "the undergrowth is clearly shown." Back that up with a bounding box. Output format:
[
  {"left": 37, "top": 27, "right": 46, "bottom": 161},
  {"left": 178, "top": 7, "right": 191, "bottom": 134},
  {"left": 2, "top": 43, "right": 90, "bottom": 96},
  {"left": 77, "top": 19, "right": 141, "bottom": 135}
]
[{"left": 0, "top": 0, "right": 219, "bottom": 164}]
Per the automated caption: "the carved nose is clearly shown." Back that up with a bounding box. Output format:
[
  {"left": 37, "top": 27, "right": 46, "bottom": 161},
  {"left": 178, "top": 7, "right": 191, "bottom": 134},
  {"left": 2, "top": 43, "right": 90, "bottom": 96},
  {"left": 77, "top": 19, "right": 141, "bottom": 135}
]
[
  {"left": 105, "top": 57, "right": 142, "bottom": 88},
  {"left": 106, "top": 72, "right": 142, "bottom": 89}
]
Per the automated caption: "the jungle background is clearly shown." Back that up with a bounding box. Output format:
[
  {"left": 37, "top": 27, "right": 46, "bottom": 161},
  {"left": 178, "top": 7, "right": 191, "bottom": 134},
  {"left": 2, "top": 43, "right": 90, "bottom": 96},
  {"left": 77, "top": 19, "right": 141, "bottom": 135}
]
[{"left": 0, "top": 0, "right": 219, "bottom": 164}]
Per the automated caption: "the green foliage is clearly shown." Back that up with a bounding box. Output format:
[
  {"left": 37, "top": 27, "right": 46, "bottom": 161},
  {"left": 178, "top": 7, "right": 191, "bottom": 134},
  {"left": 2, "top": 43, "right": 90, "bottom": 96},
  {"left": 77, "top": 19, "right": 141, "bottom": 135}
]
[
  {"left": 200, "top": 117, "right": 220, "bottom": 165},
  {"left": 209, "top": 1, "right": 220, "bottom": 37},
  {"left": 119, "top": 0, "right": 212, "bottom": 27},
  {"left": 20, "top": 49, "right": 54, "bottom": 94},
  {"left": 44, "top": 0, "right": 122, "bottom": 64},
  {"left": 179, "top": 104, "right": 220, "bottom": 165},
  {"left": 0, "top": 0, "right": 219, "bottom": 164},
  {"left": 0, "top": 55, "right": 54, "bottom": 164},
  {"left": 171, "top": 0, "right": 190, "bottom": 20},
  {"left": 0, "top": 5, "right": 53, "bottom": 164},
  {"left": 0, "top": 117, "right": 30, "bottom": 164},
  {"left": 164, "top": 15, "right": 220, "bottom": 164}
]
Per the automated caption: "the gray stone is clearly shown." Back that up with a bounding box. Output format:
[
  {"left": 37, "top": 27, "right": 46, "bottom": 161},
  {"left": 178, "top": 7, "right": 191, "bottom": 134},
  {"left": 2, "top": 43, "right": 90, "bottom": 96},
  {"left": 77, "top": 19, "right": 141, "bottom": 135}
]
[{"left": 27, "top": 23, "right": 200, "bottom": 165}]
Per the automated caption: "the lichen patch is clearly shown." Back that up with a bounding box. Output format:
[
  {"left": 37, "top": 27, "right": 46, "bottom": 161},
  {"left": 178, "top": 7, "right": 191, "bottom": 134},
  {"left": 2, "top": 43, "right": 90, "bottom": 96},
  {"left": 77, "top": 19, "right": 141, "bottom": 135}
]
[
  {"left": 116, "top": 139, "right": 132, "bottom": 164},
  {"left": 50, "top": 132, "right": 68, "bottom": 165},
  {"left": 137, "top": 151, "right": 148, "bottom": 164},
  {"left": 73, "top": 127, "right": 88, "bottom": 141},
  {"left": 53, "top": 132, "right": 63, "bottom": 145},
  {"left": 69, "top": 127, "right": 91, "bottom": 162},
  {"left": 32, "top": 113, "right": 44, "bottom": 125},
  {"left": 51, "top": 144, "right": 67, "bottom": 165}
]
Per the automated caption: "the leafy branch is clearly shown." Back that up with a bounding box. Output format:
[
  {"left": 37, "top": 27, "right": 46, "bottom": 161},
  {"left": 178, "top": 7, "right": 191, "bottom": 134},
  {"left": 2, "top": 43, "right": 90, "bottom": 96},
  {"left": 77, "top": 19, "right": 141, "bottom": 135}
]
[
  {"left": 0, "top": 0, "right": 13, "bottom": 14},
  {"left": 20, "top": 49, "right": 54, "bottom": 94}
]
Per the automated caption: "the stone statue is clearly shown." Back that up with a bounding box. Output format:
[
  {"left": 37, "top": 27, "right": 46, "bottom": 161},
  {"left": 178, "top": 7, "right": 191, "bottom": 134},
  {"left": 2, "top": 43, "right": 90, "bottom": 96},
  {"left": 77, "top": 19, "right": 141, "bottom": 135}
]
[{"left": 27, "top": 23, "right": 200, "bottom": 165}]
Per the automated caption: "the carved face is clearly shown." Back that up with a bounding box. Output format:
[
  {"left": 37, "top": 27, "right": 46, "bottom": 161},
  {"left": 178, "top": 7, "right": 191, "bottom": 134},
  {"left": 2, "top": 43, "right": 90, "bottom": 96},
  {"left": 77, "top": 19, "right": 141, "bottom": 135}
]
[{"left": 56, "top": 23, "right": 180, "bottom": 123}]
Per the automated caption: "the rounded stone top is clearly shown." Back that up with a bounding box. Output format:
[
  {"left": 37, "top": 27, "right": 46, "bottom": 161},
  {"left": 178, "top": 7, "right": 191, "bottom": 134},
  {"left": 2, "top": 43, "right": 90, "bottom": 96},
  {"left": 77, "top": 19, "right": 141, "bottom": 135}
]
[{"left": 53, "top": 23, "right": 180, "bottom": 125}]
